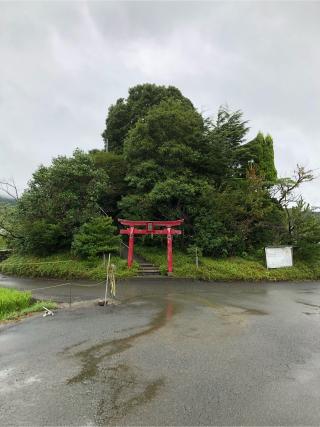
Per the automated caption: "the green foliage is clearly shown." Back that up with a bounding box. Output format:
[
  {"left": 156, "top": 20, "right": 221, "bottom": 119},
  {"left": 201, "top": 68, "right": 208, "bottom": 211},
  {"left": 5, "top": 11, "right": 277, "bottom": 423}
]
[
  {"left": 204, "top": 107, "right": 249, "bottom": 185},
  {"left": 0, "top": 235, "right": 6, "bottom": 249},
  {"left": 72, "top": 216, "right": 120, "bottom": 259},
  {"left": 135, "top": 246, "right": 320, "bottom": 281},
  {"left": 0, "top": 287, "right": 56, "bottom": 321},
  {"left": 0, "top": 196, "right": 16, "bottom": 205},
  {"left": 90, "top": 150, "right": 128, "bottom": 217},
  {"left": 102, "top": 83, "right": 194, "bottom": 153},
  {"left": 0, "top": 253, "right": 138, "bottom": 280},
  {"left": 4, "top": 83, "right": 318, "bottom": 268},
  {"left": 235, "top": 132, "right": 277, "bottom": 182},
  {"left": 0, "top": 203, "right": 18, "bottom": 244},
  {"left": 288, "top": 201, "right": 320, "bottom": 261},
  {"left": 193, "top": 174, "right": 285, "bottom": 257},
  {"left": 0, "top": 287, "right": 31, "bottom": 318},
  {"left": 14, "top": 149, "right": 108, "bottom": 255},
  {"left": 124, "top": 98, "right": 205, "bottom": 189},
  {"left": 120, "top": 98, "right": 208, "bottom": 230}
]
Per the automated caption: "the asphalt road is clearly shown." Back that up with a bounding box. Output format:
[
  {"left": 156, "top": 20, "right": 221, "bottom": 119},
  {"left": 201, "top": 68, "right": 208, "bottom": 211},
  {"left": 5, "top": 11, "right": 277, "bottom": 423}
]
[{"left": 1, "top": 275, "right": 320, "bottom": 425}]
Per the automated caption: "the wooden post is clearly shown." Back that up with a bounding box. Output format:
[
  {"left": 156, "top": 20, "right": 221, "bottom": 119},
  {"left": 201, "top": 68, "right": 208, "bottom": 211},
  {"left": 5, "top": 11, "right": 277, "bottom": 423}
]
[
  {"left": 128, "top": 227, "right": 134, "bottom": 268},
  {"left": 196, "top": 247, "right": 199, "bottom": 269},
  {"left": 104, "top": 253, "right": 111, "bottom": 306}
]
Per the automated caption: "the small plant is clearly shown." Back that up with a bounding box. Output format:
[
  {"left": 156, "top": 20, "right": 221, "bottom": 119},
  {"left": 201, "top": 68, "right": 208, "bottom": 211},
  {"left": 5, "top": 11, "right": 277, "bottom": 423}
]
[{"left": 72, "top": 216, "right": 120, "bottom": 259}]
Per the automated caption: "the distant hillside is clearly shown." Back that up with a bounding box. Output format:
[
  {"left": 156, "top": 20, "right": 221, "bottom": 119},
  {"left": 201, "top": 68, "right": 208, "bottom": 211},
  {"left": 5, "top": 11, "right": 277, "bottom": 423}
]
[{"left": 0, "top": 196, "right": 16, "bottom": 205}]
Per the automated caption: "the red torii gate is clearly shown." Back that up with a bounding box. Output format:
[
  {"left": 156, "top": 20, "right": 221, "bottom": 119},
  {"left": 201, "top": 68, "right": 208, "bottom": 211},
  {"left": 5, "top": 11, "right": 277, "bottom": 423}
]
[{"left": 118, "top": 219, "right": 184, "bottom": 273}]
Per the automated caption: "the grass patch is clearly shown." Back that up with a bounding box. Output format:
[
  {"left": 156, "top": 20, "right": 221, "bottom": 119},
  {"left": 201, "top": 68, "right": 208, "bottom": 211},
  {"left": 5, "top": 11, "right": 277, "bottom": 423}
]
[
  {"left": 0, "top": 287, "right": 57, "bottom": 321},
  {"left": 135, "top": 245, "right": 320, "bottom": 281},
  {"left": 0, "top": 252, "right": 138, "bottom": 281},
  {"left": 0, "top": 235, "right": 6, "bottom": 249}
]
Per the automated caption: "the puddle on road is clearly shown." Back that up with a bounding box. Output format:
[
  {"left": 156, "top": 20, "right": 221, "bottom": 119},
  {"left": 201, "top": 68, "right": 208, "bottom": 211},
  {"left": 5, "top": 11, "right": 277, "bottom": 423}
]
[
  {"left": 297, "top": 301, "right": 320, "bottom": 309},
  {"left": 95, "top": 364, "right": 164, "bottom": 425},
  {"left": 65, "top": 300, "right": 175, "bottom": 424},
  {"left": 64, "top": 292, "right": 267, "bottom": 424},
  {"left": 66, "top": 299, "right": 179, "bottom": 385},
  {"left": 296, "top": 300, "right": 320, "bottom": 316}
]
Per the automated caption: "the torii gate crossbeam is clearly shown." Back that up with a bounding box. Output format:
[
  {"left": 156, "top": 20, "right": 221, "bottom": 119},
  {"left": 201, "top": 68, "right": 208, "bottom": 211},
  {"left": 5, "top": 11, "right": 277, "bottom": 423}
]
[{"left": 118, "top": 219, "right": 184, "bottom": 273}]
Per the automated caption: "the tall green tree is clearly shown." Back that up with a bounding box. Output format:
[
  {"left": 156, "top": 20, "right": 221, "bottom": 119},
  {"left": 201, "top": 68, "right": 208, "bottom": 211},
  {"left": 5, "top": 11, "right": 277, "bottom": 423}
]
[
  {"left": 14, "top": 149, "right": 108, "bottom": 255},
  {"left": 288, "top": 200, "right": 320, "bottom": 261},
  {"left": 235, "top": 132, "right": 277, "bottom": 182},
  {"left": 102, "top": 83, "right": 194, "bottom": 153},
  {"left": 204, "top": 107, "right": 249, "bottom": 186},
  {"left": 119, "top": 98, "right": 208, "bottom": 228},
  {"left": 193, "top": 168, "right": 285, "bottom": 257},
  {"left": 90, "top": 150, "right": 128, "bottom": 218}
]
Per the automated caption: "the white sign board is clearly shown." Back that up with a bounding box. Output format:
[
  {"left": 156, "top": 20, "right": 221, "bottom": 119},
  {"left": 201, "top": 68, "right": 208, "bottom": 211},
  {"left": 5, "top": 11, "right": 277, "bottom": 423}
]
[{"left": 265, "top": 247, "right": 293, "bottom": 269}]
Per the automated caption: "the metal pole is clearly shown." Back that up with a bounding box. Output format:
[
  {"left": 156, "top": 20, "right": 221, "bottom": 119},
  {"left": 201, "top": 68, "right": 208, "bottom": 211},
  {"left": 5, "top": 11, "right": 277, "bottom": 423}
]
[{"left": 69, "top": 284, "right": 71, "bottom": 308}]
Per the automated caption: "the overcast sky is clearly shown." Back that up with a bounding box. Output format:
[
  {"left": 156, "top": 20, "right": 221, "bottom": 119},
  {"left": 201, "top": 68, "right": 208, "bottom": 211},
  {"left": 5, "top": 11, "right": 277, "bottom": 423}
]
[{"left": 1, "top": 1, "right": 319, "bottom": 205}]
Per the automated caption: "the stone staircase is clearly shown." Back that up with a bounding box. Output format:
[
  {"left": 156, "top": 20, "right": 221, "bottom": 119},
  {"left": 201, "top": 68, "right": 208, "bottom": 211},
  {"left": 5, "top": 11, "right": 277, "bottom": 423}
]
[
  {"left": 120, "top": 241, "right": 161, "bottom": 277},
  {"left": 138, "top": 262, "right": 161, "bottom": 276}
]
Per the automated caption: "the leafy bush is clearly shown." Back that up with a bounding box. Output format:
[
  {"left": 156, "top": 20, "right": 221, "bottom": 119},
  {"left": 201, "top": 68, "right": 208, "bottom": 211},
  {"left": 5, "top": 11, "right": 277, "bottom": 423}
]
[{"left": 72, "top": 216, "right": 120, "bottom": 259}]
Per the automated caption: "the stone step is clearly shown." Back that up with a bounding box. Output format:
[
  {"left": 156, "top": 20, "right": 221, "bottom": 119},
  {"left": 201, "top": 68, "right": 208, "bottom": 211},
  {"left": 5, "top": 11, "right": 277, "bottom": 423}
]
[
  {"left": 139, "top": 275, "right": 161, "bottom": 277},
  {"left": 139, "top": 268, "right": 160, "bottom": 275}
]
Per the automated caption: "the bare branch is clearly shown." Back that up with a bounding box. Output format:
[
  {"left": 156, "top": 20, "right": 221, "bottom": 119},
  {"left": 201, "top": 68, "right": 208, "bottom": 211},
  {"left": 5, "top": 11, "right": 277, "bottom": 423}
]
[
  {"left": 0, "top": 178, "right": 19, "bottom": 201},
  {"left": 273, "top": 165, "right": 315, "bottom": 206}
]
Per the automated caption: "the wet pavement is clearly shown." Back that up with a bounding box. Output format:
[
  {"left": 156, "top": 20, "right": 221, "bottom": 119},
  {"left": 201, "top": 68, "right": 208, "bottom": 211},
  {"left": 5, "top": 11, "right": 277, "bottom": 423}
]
[{"left": 1, "top": 275, "right": 320, "bottom": 425}]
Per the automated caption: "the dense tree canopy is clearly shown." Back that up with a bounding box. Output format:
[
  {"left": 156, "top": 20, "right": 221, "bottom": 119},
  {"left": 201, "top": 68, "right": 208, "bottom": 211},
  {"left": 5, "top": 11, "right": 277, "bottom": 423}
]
[
  {"left": 235, "top": 132, "right": 277, "bottom": 182},
  {"left": 4, "top": 83, "right": 318, "bottom": 260},
  {"left": 102, "top": 83, "right": 194, "bottom": 153},
  {"left": 14, "top": 150, "right": 108, "bottom": 255}
]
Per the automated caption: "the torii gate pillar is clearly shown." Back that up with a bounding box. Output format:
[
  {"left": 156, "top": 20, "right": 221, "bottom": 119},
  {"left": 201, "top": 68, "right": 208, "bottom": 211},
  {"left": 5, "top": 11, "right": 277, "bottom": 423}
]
[
  {"left": 118, "top": 219, "right": 184, "bottom": 273},
  {"left": 128, "top": 226, "right": 134, "bottom": 268},
  {"left": 167, "top": 227, "right": 173, "bottom": 273}
]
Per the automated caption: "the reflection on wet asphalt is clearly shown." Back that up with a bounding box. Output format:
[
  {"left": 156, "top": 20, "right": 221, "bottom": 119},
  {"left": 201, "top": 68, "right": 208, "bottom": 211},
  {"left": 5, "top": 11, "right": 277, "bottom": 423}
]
[{"left": 1, "top": 276, "right": 320, "bottom": 425}]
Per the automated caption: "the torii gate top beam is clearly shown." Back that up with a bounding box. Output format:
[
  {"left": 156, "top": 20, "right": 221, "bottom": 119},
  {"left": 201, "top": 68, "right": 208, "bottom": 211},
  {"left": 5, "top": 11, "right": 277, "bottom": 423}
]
[
  {"left": 118, "top": 219, "right": 184, "bottom": 228},
  {"left": 118, "top": 219, "right": 184, "bottom": 235}
]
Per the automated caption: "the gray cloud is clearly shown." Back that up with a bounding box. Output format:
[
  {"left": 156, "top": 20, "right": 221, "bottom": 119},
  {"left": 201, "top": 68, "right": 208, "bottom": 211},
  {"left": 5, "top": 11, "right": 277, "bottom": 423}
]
[{"left": 0, "top": 1, "right": 319, "bottom": 204}]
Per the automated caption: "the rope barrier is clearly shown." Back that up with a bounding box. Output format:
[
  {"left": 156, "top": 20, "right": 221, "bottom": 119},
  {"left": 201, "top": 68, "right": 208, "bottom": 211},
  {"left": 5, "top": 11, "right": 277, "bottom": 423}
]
[
  {"left": 0, "top": 260, "right": 76, "bottom": 267},
  {"left": 4, "top": 280, "right": 106, "bottom": 293}
]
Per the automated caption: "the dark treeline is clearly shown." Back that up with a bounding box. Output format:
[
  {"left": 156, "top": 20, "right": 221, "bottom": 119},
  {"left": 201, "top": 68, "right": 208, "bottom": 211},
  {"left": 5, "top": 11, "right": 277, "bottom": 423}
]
[{"left": 1, "top": 83, "right": 319, "bottom": 260}]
